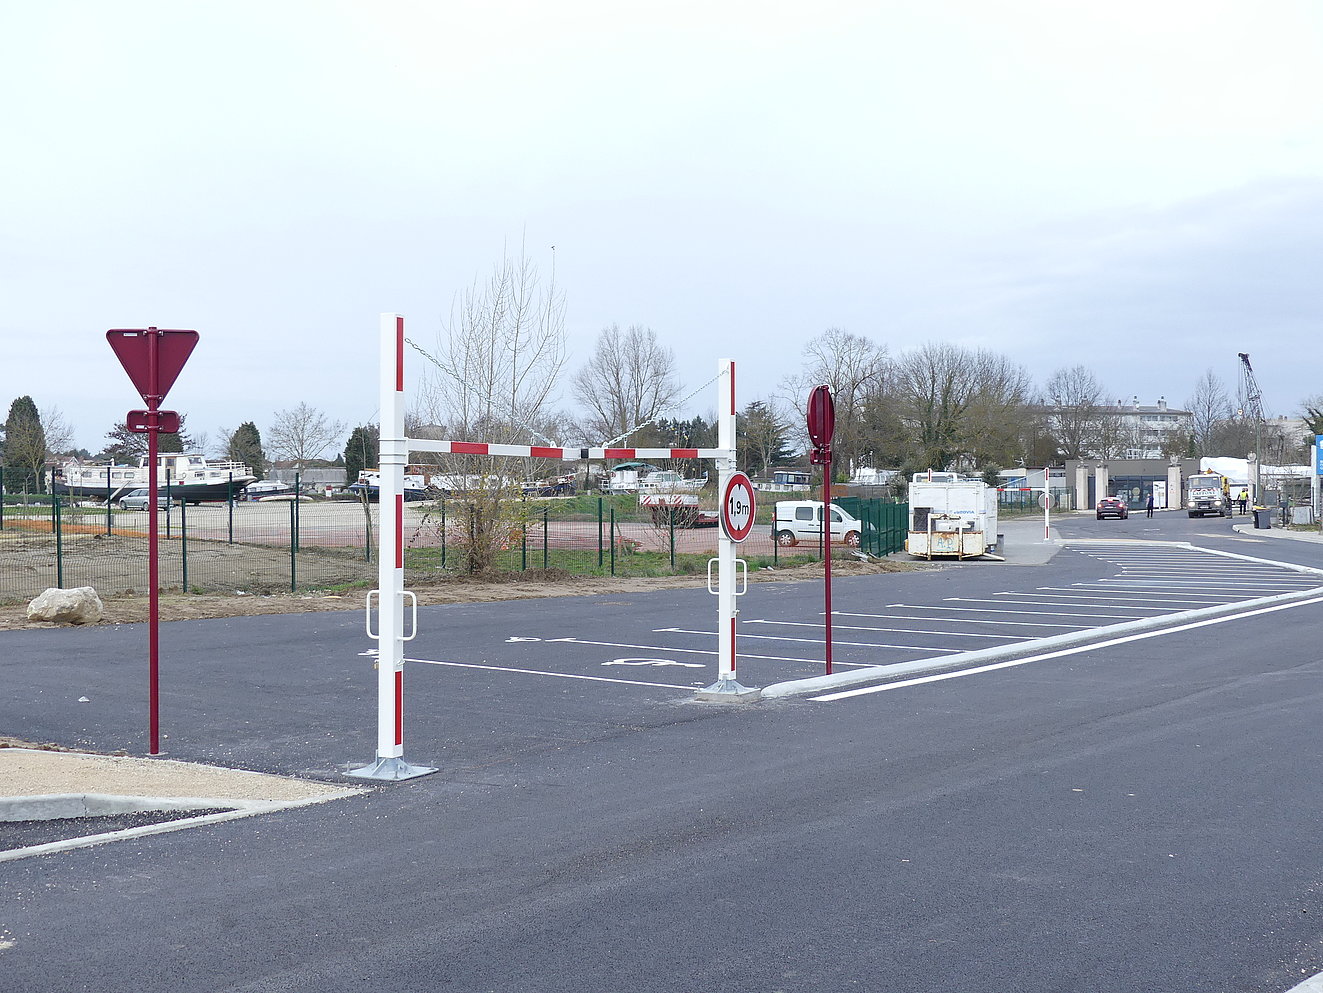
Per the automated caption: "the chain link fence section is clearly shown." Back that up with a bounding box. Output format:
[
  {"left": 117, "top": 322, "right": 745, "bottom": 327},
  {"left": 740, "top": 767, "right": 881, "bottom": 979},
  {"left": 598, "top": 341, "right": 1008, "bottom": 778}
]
[{"left": 0, "top": 490, "right": 911, "bottom": 605}]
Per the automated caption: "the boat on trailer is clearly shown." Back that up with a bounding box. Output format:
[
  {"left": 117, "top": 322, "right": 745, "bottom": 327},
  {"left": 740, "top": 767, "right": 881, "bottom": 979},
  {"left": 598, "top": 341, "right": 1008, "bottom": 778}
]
[{"left": 52, "top": 453, "right": 258, "bottom": 504}]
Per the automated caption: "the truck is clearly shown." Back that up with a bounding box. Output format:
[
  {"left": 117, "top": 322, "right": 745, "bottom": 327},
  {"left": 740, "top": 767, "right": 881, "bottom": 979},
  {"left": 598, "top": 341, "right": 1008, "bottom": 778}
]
[
  {"left": 1184, "top": 472, "right": 1229, "bottom": 518},
  {"left": 905, "top": 472, "right": 999, "bottom": 559}
]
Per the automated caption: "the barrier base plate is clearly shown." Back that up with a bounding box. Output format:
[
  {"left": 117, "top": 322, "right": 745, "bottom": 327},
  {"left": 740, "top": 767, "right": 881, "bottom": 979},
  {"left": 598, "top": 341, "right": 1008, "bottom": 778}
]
[
  {"left": 695, "top": 678, "right": 761, "bottom": 703},
  {"left": 345, "top": 756, "right": 438, "bottom": 781}
]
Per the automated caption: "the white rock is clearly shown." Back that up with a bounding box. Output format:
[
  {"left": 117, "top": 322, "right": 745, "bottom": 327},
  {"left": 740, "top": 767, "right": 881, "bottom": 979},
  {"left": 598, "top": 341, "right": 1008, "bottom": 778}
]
[{"left": 26, "top": 587, "right": 105, "bottom": 625}]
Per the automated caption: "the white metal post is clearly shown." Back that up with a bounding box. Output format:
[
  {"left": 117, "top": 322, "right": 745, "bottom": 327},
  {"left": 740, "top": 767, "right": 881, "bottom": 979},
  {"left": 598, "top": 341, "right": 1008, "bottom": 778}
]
[
  {"left": 698, "top": 358, "right": 757, "bottom": 700},
  {"left": 349, "top": 314, "right": 435, "bottom": 780},
  {"left": 717, "top": 358, "right": 735, "bottom": 683}
]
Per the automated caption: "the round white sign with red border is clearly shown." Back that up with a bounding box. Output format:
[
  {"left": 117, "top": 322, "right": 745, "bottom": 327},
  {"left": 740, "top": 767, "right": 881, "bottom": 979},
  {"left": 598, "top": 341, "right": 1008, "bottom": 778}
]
[{"left": 721, "top": 471, "right": 757, "bottom": 542}]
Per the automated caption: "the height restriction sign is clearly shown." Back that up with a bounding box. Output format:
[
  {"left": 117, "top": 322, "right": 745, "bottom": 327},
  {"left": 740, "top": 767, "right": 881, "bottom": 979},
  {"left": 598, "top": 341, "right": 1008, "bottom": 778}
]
[{"left": 721, "top": 471, "right": 757, "bottom": 542}]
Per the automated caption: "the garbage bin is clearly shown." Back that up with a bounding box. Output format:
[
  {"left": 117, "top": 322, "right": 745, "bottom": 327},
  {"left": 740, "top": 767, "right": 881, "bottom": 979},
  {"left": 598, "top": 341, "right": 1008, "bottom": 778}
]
[{"left": 1253, "top": 508, "right": 1272, "bottom": 529}]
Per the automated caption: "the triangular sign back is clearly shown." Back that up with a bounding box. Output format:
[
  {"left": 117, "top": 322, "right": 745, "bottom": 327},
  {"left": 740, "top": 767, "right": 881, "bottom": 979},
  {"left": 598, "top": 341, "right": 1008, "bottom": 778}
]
[{"left": 107, "top": 329, "right": 199, "bottom": 404}]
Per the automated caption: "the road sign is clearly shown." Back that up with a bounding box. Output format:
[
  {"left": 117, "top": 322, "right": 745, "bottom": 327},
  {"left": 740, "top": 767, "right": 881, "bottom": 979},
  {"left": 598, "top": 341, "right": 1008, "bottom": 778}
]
[
  {"left": 807, "top": 385, "right": 835, "bottom": 451},
  {"left": 126, "top": 409, "right": 181, "bottom": 434},
  {"left": 107, "top": 328, "right": 198, "bottom": 405},
  {"left": 721, "top": 471, "right": 757, "bottom": 542}
]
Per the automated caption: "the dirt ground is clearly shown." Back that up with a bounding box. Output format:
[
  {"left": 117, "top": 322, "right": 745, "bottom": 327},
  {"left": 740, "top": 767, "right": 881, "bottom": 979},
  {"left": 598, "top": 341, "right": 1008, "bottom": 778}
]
[{"left": 0, "top": 558, "right": 922, "bottom": 630}]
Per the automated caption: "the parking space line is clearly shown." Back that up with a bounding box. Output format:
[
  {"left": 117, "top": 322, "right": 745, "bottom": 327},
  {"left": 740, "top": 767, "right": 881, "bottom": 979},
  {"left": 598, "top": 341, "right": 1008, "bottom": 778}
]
[
  {"left": 1026, "top": 591, "right": 1237, "bottom": 604},
  {"left": 747, "top": 619, "right": 1017, "bottom": 641},
  {"left": 406, "top": 656, "right": 699, "bottom": 690},
  {"left": 949, "top": 596, "right": 1163, "bottom": 613},
  {"left": 867, "top": 609, "right": 1090, "bottom": 629},
  {"left": 548, "top": 636, "right": 832, "bottom": 666},
  {"left": 936, "top": 600, "right": 1159, "bottom": 618},
  {"left": 657, "top": 627, "right": 965, "bottom": 654}
]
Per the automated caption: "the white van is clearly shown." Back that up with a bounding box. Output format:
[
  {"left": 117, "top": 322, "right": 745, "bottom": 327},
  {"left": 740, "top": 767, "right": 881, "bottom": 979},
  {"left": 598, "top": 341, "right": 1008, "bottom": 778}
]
[{"left": 773, "top": 500, "right": 865, "bottom": 548}]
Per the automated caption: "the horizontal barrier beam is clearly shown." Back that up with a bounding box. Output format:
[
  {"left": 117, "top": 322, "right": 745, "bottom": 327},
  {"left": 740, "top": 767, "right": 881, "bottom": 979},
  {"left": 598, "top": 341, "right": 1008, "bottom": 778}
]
[{"left": 404, "top": 440, "right": 729, "bottom": 461}]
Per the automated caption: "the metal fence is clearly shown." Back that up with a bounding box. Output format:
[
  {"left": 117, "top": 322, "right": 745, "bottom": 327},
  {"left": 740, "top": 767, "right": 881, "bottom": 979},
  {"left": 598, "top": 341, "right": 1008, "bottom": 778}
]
[{"left": 0, "top": 493, "right": 913, "bottom": 605}]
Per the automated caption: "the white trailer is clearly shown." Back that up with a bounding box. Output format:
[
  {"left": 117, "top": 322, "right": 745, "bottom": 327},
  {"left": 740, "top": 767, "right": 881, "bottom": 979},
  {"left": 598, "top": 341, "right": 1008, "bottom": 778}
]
[{"left": 905, "top": 472, "right": 999, "bottom": 560}]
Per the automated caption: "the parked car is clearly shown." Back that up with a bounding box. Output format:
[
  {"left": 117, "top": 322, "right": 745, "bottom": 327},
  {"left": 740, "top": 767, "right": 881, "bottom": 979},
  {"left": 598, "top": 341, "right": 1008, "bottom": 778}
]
[
  {"left": 118, "top": 488, "right": 171, "bottom": 511},
  {"left": 773, "top": 500, "right": 868, "bottom": 547},
  {"left": 1096, "top": 496, "right": 1129, "bottom": 520}
]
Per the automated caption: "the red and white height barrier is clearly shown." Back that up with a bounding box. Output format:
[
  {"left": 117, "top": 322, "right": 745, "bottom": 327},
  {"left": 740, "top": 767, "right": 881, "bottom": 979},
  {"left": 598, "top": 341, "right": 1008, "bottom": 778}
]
[{"left": 349, "top": 315, "right": 753, "bottom": 780}]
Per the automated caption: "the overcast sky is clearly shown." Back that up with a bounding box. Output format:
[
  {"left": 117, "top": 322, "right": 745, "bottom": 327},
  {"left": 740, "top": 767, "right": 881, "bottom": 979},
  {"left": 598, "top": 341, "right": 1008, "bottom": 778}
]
[{"left": 4, "top": 0, "right": 1321, "bottom": 457}]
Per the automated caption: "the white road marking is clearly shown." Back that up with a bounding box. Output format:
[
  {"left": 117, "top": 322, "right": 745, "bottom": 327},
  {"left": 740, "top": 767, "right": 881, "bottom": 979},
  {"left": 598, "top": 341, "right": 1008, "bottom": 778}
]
[
  {"left": 657, "top": 626, "right": 965, "bottom": 653},
  {"left": 810, "top": 595, "right": 1323, "bottom": 701},
  {"left": 747, "top": 619, "right": 1015, "bottom": 640},
  {"left": 942, "top": 597, "right": 1160, "bottom": 614},
  {"left": 405, "top": 656, "right": 698, "bottom": 689},
  {"left": 604, "top": 658, "right": 705, "bottom": 668},
  {"left": 546, "top": 636, "right": 857, "bottom": 667}
]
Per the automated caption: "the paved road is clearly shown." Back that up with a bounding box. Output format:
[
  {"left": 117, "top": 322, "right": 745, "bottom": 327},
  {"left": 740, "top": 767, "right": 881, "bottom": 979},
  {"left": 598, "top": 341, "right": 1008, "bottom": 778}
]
[{"left": 4, "top": 511, "right": 1323, "bottom": 991}]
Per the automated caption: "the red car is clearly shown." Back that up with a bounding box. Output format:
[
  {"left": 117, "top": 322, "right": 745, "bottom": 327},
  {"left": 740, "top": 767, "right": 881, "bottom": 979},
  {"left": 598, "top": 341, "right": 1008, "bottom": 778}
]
[{"left": 1096, "top": 496, "right": 1129, "bottom": 520}]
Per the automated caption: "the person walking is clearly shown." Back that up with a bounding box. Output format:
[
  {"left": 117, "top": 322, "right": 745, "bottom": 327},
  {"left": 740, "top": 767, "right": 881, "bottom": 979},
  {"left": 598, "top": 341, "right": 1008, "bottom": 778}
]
[
  {"left": 1238, "top": 488, "right": 1249, "bottom": 515},
  {"left": 1145, "top": 491, "right": 1154, "bottom": 518}
]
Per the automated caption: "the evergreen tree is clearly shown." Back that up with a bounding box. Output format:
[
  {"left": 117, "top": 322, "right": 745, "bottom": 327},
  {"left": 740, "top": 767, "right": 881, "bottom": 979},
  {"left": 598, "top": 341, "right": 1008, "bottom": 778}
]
[
  {"left": 227, "top": 422, "right": 267, "bottom": 479},
  {"left": 2, "top": 396, "right": 47, "bottom": 491},
  {"left": 343, "top": 424, "right": 379, "bottom": 484},
  {"left": 738, "top": 400, "right": 793, "bottom": 477}
]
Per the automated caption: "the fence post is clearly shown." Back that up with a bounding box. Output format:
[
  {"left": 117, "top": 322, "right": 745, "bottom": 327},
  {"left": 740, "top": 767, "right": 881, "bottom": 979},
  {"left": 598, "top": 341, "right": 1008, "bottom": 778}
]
[
  {"left": 106, "top": 466, "right": 112, "bottom": 535},
  {"left": 165, "top": 467, "right": 172, "bottom": 539},
  {"left": 609, "top": 507, "right": 616, "bottom": 576},
  {"left": 293, "top": 471, "right": 301, "bottom": 553},
  {"left": 597, "top": 496, "right": 604, "bottom": 568},
  {"left": 180, "top": 498, "right": 188, "bottom": 592},
  {"left": 289, "top": 499, "right": 297, "bottom": 592},
  {"left": 669, "top": 508, "right": 675, "bottom": 569},
  {"left": 54, "top": 496, "right": 63, "bottom": 588},
  {"left": 227, "top": 473, "right": 235, "bottom": 545},
  {"left": 440, "top": 501, "right": 446, "bottom": 568},
  {"left": 0, "top": 466, "right": 4, "bottom": 530},
  {"left": 521, "top": 500, "right": 528, "bottom": 571},
  {"left": 542, "top": 506, "right": 548, "bottom": 570}
]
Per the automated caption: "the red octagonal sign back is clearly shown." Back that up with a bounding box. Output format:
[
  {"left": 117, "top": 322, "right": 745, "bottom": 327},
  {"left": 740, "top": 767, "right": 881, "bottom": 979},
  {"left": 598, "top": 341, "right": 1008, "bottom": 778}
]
[
  {"left": 806, "top": 384, "right": 835, "bottom": 450},
  {"left": 107, "top": 328, "right": 199, "bottom": 405}
]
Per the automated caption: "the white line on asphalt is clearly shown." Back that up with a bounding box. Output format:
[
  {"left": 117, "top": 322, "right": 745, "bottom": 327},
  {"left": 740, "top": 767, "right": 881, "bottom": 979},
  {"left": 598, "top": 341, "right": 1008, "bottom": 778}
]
[
  {"left": 405, "top": 656, "right": 699, "bottom": 690},
  {"left": 747, "top": 619, "right": 1016, "bottom": 640},
  {"left": 1023, "top": 591, "right": 1236, "bottom": 604},
  {"left": 937, "top": 600, "right": 1159, "bottom": 618},
  {"left": 810, "top": 595, "right": 1323, "bottom": 701},
  {"left": 656, "top": 627, "right": 965, "bottom": 653},
  {"left": 946, "top": 596, "right": 1161, "bottom": 612},
  {"left": 545, "top": 636, "right": 828, "bottom": 665},
  {"left": 870, "top": 609, "right": 1088, "bottom": 629}
]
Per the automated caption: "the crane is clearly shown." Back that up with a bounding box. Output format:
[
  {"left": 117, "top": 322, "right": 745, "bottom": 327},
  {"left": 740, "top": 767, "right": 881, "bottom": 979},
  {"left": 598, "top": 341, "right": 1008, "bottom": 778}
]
[{"left": 1237, "top": 352, "right": 1264, "bottom": 499}]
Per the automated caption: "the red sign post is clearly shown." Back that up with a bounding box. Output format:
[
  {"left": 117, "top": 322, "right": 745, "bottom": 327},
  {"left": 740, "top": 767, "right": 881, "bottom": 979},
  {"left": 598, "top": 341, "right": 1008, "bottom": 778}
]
[
  {"left": 107, "top": 328, "right": 198, "bottom": 755},
  {"left": 806, "top": 385, "right": 836, "bottom": 676}
]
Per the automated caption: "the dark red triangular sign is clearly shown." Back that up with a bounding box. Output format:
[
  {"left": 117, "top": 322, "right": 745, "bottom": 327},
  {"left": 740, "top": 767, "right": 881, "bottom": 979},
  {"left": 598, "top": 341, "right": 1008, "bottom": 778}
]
[{"left": 107, "top": 328, "right": 199, "bottom": 405}]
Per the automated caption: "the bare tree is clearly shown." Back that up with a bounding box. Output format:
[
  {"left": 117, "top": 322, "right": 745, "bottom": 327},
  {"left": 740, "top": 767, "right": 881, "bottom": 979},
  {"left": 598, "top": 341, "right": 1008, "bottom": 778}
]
[
  {"left": 419, "top": 248, "right": 566, "bottom": 444},
  {"left": 888, "top": 342, "right": 1030, "bottom": 472},
  {"left": 1043, "top": 365, "right": 1106, "bottom": 460},
  {"left": 571, "top": 324, "right": 680, "bottom": 444},
  {"left": 778, "top": 327, "right": 888, "bottom": 473},
  {"left": 267, "top": 402, "right": 347, "bottom": 463},
  {"left": 1185, "top": 369, "right": 1233, "bottom": 455},
  {"left": 414, "top": 246, "right": 568, "bottom": 572}
]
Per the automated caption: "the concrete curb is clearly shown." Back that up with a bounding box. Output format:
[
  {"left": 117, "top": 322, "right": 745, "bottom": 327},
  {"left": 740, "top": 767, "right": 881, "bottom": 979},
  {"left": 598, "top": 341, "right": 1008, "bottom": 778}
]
[
  {"left": 762, "top": 540, "right": 1323, "bottom": 700},
  {"left": 0, "top": 786, "right": 363, "bottom": 864},
  {"left": 1232, "top": 522, "right": 1323, "bottom": 544}
]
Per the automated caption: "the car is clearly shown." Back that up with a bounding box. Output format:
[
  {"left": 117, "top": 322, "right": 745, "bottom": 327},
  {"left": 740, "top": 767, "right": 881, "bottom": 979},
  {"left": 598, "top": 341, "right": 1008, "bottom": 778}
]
[
  {"left": 117, "top": 488, "right": 171, "bottom": 511},
  {"left": 1096, "top": 496, "right": 1128, "bottom": 520},
  {"left": 773, "top": 500, "right": 869, "bottom": 547}
]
